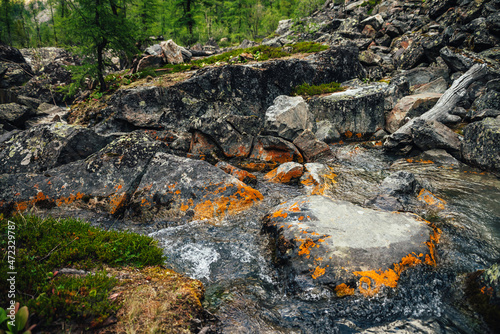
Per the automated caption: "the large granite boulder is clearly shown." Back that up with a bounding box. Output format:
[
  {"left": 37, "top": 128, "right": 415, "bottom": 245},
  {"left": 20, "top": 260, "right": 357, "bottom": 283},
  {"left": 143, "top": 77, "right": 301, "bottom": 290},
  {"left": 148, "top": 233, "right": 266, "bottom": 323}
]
[
  {"left": 0, "top": 123, "right": 113, "bottom": 174},
  {"left": 128, "top": 153, "right": 263, "bottom": 221},
  {"left": 264, "top": 95, "right": 315, "bottom": 141},
  {"left": 0, "top": 132, "right": 162, "bottom": 216},
  {"left": 308, "top": 83, "right": 387, "bottom": 140},
  {"left": 263, "top": 195, "right": 440, "bottom": 298},
  {"left": 461, "top": 117, "right": 500, "bottom": 172}
]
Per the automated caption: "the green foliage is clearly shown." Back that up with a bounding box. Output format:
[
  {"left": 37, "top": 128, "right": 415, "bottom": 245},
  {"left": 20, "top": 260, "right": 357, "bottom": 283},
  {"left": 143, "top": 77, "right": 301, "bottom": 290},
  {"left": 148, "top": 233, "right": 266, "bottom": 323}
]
[
  {"left": 56, "top": 63, "right": 94, "bottom": 102},
  {"left": 289, "top": 41, "right": 329, "bottom": 53},
  {"left": 60, "top": 0, "right": 139, "bottom": 91},
  {"left": 0, "top": 303, "right": 35, "bottom": 334},
  {"left": 0, "top": 215, "right": 165, "bottom": 328},
  {"left": 33, "top": 272, "right": 117, "bottom": 325},
  {"left": 291, "top": 82, "right": 344, "bottom": 96},
  {"left": 191, "top": 44, "right": 292, "bottom": 66},
  {"left": 360, "top": 0, "right": 381, "bottom": 14}
]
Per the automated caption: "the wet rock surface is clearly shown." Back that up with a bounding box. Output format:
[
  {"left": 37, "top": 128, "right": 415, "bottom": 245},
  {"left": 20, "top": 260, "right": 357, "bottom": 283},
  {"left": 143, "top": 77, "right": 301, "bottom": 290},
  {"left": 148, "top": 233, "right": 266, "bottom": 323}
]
[
  {"left": 2, "top": 0, "right": 500, "bottom": 332},
  {"left": 263, "top": 195, "right": 438, "bottom": 298}
]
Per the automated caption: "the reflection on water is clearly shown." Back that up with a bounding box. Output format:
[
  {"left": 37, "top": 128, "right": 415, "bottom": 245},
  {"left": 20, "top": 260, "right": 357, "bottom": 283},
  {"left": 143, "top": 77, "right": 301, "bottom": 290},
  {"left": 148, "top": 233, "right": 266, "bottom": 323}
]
[{"left": 146, "top": 144, "right": 500, "bottom": 333}]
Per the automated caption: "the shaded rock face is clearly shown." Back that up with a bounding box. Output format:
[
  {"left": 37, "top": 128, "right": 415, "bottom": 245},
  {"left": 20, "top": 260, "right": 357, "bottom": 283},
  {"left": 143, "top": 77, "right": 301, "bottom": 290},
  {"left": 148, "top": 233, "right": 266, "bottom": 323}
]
[
  {"left": 0, "top": 43, "right": 33, "bottom": 89},
  {"left": 18, "top": 49, "right": 78, "bottom": 104},
  {"left": 86, "top": 46, "right": 363, "bottom": 162},
  {"left": 263, "top": 195, "right": 439, "bottom": 298},
  {"left": 0, "top": 123, "right": 113, "bottom": 174},
  {"left": 309, "top": 83, "right": 387, "bottom": 140},
  {"left": 0, "top": 103, "right": 33, "bottom": 130},
  {"left": 293, "top": 129, "right": 332, "bottom": 162},
  {"left": 462, "top": 117, "right": 500, "bottom": 172},
  {"left": 95, "top": 45, "right": 364, "bottom": 131},
  {"left": 410, "top": 118, "right": 461, "bottom": 154}
]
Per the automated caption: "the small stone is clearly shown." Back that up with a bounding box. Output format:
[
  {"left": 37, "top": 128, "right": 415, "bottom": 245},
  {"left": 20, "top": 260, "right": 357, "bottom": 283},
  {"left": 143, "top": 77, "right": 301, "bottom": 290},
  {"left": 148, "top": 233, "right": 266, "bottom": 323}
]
[{"left": 264, "top": 162, "right": 304, "bottom": 184}]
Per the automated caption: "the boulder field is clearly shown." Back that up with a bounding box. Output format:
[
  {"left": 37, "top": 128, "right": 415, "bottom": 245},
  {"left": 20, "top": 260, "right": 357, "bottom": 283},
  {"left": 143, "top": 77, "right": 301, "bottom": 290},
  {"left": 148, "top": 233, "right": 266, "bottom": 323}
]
[{"left": 1, "top": 0, "right": 500, "bottom": 330}]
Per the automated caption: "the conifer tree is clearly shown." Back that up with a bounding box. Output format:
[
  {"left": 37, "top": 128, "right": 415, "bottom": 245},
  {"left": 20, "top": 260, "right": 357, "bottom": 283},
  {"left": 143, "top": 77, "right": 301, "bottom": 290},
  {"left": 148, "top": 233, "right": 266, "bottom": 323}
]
[{"left": 62, "top": 0, "right": 137, "bottom": 91}]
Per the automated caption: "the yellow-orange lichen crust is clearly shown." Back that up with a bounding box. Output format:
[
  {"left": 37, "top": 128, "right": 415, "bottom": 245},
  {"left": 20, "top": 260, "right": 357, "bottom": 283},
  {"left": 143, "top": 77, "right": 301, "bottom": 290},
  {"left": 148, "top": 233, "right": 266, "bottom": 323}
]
[
  {"left": 417, "top": 188, "right": 446, "bottom": 210},
  {"left": 300, "top": 167, "right": 337, "bottom": 195},
  {"left": 264, "top": 165, "right": 304, "bottom": 184},
  {"left": 11, "top": 183, "right": 129, "bottom": 215},
  {"left": 179, "top": 181, "right": 263, "bottom": 220},
  {"left": 335, "top": 283, "right": 355, "bottom": 297},
  {"left": 352, "top": 221, "right": 442, "bottom": 297}
]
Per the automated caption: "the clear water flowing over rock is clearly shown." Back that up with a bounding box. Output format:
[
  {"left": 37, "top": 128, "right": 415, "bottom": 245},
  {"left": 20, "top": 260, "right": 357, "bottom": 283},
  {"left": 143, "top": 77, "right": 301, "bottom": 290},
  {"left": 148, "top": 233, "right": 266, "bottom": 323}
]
[{"left": 136, "top": 144, "right": 500, "bottom": 333}]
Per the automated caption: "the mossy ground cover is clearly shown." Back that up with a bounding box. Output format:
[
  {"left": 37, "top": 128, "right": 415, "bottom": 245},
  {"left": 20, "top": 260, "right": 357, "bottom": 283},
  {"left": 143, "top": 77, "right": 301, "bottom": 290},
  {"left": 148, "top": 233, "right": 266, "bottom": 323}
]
[
  {"left": 0, "top": 215, "right": 168, "bottom": 332},
  {"left": 79, "top": 42, "right": 329, "bottom": 102},
  {"left": 291, "top": 82, "right": 345, "bottom": 96}
]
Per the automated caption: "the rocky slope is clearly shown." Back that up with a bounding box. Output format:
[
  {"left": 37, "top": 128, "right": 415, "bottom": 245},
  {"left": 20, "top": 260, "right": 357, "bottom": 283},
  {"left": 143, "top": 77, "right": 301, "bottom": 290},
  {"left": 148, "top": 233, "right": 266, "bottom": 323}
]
[{"left": 1, "top": 0, "right": 500, "bottom": 332}]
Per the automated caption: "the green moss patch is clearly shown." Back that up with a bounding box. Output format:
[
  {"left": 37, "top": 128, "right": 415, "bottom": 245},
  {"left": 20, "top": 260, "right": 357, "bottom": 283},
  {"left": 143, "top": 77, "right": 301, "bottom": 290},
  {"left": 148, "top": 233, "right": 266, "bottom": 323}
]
[
  {"left": 0, "top": 215, "right": 165, "bottom": 330},
  {"left": 291, "top": 82, "right": 345, "bottom": 96}
]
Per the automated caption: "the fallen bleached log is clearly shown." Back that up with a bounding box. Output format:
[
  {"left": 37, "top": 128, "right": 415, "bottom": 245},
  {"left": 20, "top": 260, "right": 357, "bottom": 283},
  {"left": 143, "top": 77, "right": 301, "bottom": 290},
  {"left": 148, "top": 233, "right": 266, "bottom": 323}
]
[{"left": 384, "top": 64, "right": 489, "bottom": 153}]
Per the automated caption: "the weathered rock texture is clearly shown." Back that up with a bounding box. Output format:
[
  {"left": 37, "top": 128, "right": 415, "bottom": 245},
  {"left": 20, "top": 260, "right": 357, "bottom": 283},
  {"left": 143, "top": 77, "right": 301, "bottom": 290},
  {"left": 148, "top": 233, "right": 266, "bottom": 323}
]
[
  {"left": 309, "top": 83, "right": 387, "bottom": 140},
  {"left": 462, "top": 117, "right": 500, "bottom": 172},
  {"left": 263, "top": 195, "right": 440, "bottom": 298}
]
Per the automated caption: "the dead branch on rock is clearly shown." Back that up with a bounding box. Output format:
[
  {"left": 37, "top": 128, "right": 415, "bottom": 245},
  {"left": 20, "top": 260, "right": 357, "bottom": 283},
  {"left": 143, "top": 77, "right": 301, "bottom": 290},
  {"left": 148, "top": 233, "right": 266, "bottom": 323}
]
[{"left": 384, "top": 64, "right": 489, "bottom": 153}]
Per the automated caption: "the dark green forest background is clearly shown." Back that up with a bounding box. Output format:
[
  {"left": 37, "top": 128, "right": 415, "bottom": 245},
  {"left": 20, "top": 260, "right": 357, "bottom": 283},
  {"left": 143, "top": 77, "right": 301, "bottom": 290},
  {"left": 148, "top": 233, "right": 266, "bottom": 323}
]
[{"left": 0, "top": 0, "right": 327, "bottom": 49}]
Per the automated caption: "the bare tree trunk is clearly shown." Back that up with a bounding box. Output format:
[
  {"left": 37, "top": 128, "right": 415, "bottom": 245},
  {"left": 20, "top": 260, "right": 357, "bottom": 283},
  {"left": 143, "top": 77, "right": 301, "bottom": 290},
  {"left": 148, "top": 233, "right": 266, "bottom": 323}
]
[{"left": 384, "top": 64, "right": 489, "bottom": 152}]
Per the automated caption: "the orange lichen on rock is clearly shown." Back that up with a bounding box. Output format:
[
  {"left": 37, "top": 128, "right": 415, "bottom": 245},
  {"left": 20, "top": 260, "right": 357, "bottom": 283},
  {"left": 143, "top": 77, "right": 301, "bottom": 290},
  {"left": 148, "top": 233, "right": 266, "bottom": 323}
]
[
  {"left": 417, "top": 188, "right": 446, "bottom": 209},
  {"left": 335, "top": 283, "right": 355, "bottom": 297},
  {"left": 183, "top": 183, "right": 263, "bottom": 220},
  {"left": 353, "top": 224, "right": 442, "bottom": 297},
  {"left": 216, "top": 162, "right": 257, "bottom": 183},
  {"left": 354, "top": 268, "right": 400, "bottom": 297},
  {"left": 239, "top": 162, "right": 277, "bottom": 172},
  {"left": 424, "top": 227, "right": 442, "bottom": 266},
  {"left": 406, "top": 158, "right": 434, "bottom": 164},
  {"left": 301, "top": 167, "right": 337, "bottom": 195},
  {"left": 264, "top": 165, "right": 304, "bottom": 184},
  {"left": 296, "top": 237, "right": 318, "bottom": 257},
  {"left": 312, "top": 266, "right": 326, "bottom": 279},
  {"left": 272, "top": 209, "right": 288, "bottom": 219},
  {"left": 56, "top": 192, "right": 85, "bottom": 207},
  {"left": 345, "top": 131, "right": 353, "bottom": 138},
  {"left": 109, "top": 192, "right": 128, "bottom": 214}
]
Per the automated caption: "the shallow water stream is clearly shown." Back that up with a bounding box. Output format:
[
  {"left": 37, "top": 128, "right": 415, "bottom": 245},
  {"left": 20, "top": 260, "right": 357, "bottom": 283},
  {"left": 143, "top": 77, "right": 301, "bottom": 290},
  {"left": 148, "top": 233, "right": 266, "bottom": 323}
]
[{"left": 141, "top": 144, "right": 500, "bottom": 333}]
